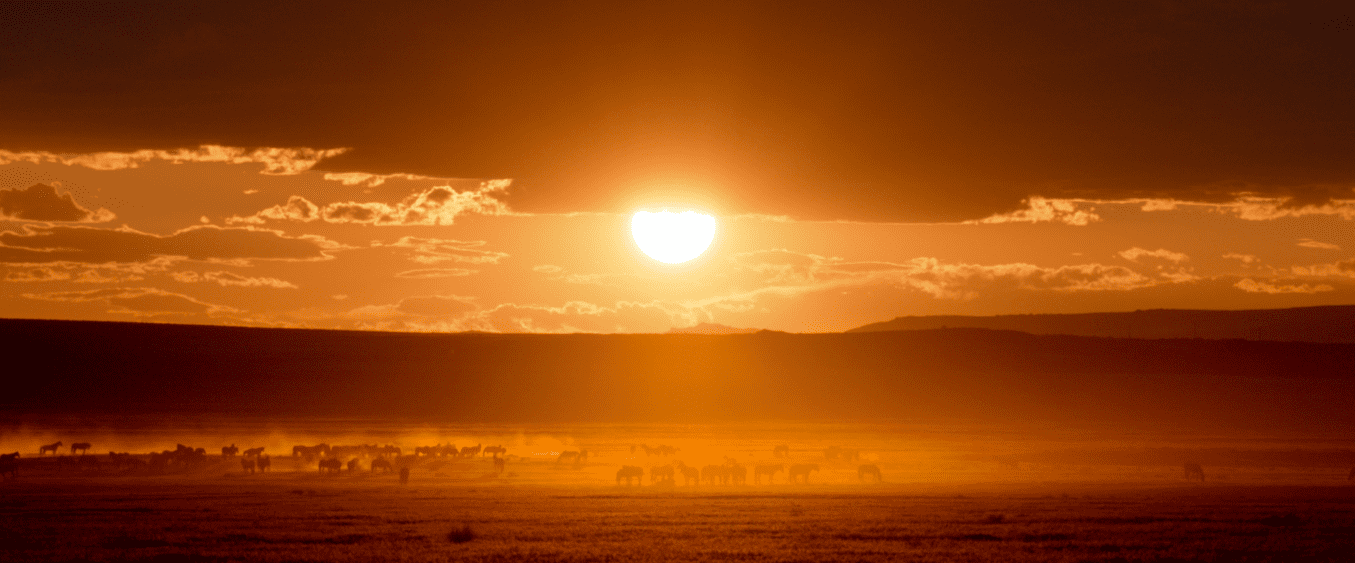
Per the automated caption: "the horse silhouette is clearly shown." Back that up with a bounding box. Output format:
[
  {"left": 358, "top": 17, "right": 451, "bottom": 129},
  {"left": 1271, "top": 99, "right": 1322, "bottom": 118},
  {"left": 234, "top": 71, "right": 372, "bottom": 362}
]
[
  {"left": 293, "top": 444, "right": 331, "bottom": 459},
  {"left": 243, "top": 447, "right": 264, "bottom": 457},
  {"left": 1184, "top": 463, "right": 1205, "bottom": 481},
  {"left": 494, "top": 457, "right": 506, "bottom": 474},
  {"left": 702, "top": 464, "right": 728, "bottom": 485},
  {"left": 788, "top": 464, "right": 819, "bottom": 484},
  {"left": 0, "top": 453, "right": 18, "bottom": 480},
  {"left": 616, "top": 465, "right": 644, "bottom": 485},
  {"left": 318, "top": 458, "right": 343, "bottom": 474},
  {"left": 773, "top": 445, "right": 790, "bottom": 458},
  {"left": 858, "top": 464, "right": 883, "bottom": 483},
  {"left": 460, "top": 444, "right": 482, "bottom": 458},
  {"left": 481, "top": 445, "right": 505, "bottom": 458},
  {"left": 240, "top": 458, "right": 256, "bottom": 474},
  {"left": 558, "top": 451, "right": 580, "bottom": 464},
  {"left": 39, "top": 441, "right": 62, "bottom": 455},
  {"left": 257, "top": 456, "right": 270, "bottom": 472},
  {"left": 71, "top": 442, "right": 92, "bottom": 456},
  {"left": 381, "top": 445, "right": 401, "bottom": 457},
  {"left": 679, "top": 464, "right": 700, "bottom": 485},
  {"left": 650, "top": 464, "right": 676, "bottom": 484},
  {"left": 222, "top": 444, "right": 238, "bottom": 457},
  {"left": 371, "top": 457, "right": 393, "bottom": 474},
  {"left": 754, "top": 464, "right": 783, "bottom": 484},
  {"left": 727, "top": 463, "right": 747, "bottom": 485}
]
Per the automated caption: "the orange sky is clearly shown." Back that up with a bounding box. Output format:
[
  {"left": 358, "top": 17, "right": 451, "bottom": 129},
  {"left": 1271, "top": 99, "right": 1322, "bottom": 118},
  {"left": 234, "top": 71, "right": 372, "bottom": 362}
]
[{"left": 0, "top": 2, "right": 1352, "bottom": 332}]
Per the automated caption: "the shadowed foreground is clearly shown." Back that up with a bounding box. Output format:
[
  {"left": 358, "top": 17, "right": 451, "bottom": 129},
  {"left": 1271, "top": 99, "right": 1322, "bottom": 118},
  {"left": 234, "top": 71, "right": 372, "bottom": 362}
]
[{"left": 2, "top": 480, "right": 1353, "bottom": 563}]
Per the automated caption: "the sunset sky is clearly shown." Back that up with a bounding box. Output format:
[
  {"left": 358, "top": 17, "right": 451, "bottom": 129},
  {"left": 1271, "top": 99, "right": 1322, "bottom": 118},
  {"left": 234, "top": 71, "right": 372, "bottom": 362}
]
[{"left": 1, "top": 1, "right": 1352, "bottom": 333}]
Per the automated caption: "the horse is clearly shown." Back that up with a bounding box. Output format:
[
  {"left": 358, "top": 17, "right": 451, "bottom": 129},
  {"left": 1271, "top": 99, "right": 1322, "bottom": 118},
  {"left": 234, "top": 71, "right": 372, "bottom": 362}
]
[
  {"left": 39, "top": 441, "right": 62, "bottom": 456},
  {"left": 318, "top": 458, "right": 343, "bottom": 474},
  {"left": 727, "top": 463, "right": 747, "bottom": 485},
  {"left": 788, "top": 464, "right": 819, "bottom": 484},
  {"left": 657, "top": 445, "right": 679, "bottom": 456},
  {"left": 240, "top": 458, "right": 256, "bottom": 474},
  {"left": 702, "top": 464, "right": 729, "bottom": 485},
  {"left": 460, "top": 444, "right": 482, "bottom": 458},
  {"left": 679, "top": 464, "right": 700, "bottom": 485},
  {"left": 493, "top": 457, "right": 506, "bottom": 474},
  {"left": 1184, "top": 463, "right": 1205, "bottom": 481},
  {"left": 371, "top": 457, "right": 393, "bottom": 474},
  {"left": 222, "top": 444, "right": 238, "bottom": 457},
  {"left": 380, "top": 445, "right": 401, "bottom": 457},
  {"left": 616, "top": 465, "right": 644, "bottom": 485},
  {"left": 243, "top": 447, "right": 264, "bottom": 457},
  {"left": 484, "top": 445, "right": 507, "bottom": 458},
  {"left": 347, "top": 459, "right": 360, "bottom": 473},
  {"left": 858, "top": 464, "right": 883, "bottom": 483},
  {"left": 650, "top": 464, "right": 676, "bottom": 484},
  {"left": 257, "top": 456, "right": 270, "bottom": 472},
  {"left": 0, "top": 453, "right": 18, "bottom": 480},
  {"left": 773, "top": 445, "right": 790, "bottom": 458},
  {"left": 754, "top": 464, "right": 783, "bottom": 484},
  {"left": 70, "top": 442, "right": 92, "bottom": 456}
]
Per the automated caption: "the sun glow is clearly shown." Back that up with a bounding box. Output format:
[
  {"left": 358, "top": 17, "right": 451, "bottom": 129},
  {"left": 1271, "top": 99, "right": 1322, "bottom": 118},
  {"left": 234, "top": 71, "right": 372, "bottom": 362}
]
[{"left": 631, "top": 210, "right": 717, "bottom": 264}]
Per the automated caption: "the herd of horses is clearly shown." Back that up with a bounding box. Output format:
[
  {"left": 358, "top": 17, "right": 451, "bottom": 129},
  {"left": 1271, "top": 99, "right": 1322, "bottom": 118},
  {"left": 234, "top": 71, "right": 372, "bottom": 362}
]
[{"left": 615, "top": 459, "right": 881, "bottom": 486}]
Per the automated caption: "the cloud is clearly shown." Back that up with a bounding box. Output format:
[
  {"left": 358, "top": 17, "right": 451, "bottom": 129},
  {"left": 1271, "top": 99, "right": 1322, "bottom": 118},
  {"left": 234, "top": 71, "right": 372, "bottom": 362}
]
[
  {"left": 394, "top": 268, "right": 476, "bottom": 279},
  {"left": 1296, "top": 239, "right": 1340, "bottom": 250},
  {"left": 0, "top": 183, "right": 114, "bottom": 222},
  {"left": 1119, "top": 247, "right": 1189, "bottom": 263},
  {"left": 0, "top": 145, "right": 348, "bottom": 175},
  {"left": 1223, "top": 253, "right": 1259, "bottom": 265},
  {"left": 376, "top": 237, "right": 508, "bottom": 265},
  {"left": 0, "top": 224, "right": 342, "bottom": 265},
  {"left": 322, "top": 172, "right": 435, "bottom": 187},
  {"left": 1290, "top": 259, "right": 1355, "bottom": 279},
  {"left": 170, "top": 270, "right": 297, "bottom": 288},
  {"left": 1224, "top": 196, "right": 1355, "bottom": 221},
  {"left": 967, "top": 197, "right": 1101, "bottom": 226},
  {"left": 22, "top": 287, "right": 238, "bottom": 316},
  {"left": 1234, "top": 278, "right": 1334, "bottom": 294},
  {"left": 227, "top": 180, "right": 514, "bottom": 226}
]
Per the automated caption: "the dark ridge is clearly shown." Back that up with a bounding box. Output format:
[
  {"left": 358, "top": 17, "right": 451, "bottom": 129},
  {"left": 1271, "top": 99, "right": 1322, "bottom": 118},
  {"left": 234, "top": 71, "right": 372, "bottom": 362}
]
[
  {"left": 3, "top": 318, "right": 1353, "bottom": 430},
  {"left": 847, "top": 305, "right": 1355, "bottom": 343}
]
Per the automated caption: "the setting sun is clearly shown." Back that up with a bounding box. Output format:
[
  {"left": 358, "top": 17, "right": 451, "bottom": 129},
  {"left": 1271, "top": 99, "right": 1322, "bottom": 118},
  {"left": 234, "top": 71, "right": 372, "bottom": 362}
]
[{"left": 631, "top": 210, "right": 717, "bottom": 264}]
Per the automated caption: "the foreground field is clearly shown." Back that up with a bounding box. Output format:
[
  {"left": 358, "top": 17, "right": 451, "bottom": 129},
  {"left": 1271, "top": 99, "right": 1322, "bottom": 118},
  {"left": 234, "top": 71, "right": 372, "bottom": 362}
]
[{"left": 3, "top": 478, "right": 1354, "bottom": 563}]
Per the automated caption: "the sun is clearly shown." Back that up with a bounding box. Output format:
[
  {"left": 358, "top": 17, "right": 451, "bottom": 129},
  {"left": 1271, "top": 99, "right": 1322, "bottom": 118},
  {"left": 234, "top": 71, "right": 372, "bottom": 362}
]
[{"left": 631, "top": 210, "right": 717, "bottom": 264}]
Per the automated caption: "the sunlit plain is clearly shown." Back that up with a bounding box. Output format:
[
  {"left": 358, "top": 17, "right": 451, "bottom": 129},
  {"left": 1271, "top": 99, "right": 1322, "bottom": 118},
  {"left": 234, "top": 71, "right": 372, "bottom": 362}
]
[{"left": 631, "top": 210, "right": 717, "bottom": 264}]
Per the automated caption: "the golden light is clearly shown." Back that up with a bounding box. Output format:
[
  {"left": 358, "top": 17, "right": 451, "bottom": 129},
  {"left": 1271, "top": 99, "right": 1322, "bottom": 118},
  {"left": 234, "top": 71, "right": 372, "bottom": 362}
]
[{"left": 631, "top": 210, "right": 717, "bottom": 264}]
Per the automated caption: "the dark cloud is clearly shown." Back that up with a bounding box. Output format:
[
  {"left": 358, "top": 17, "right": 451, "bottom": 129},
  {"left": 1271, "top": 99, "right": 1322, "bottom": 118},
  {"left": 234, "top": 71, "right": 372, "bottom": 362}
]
[
  {"left": 3, "top": 2, "right": 1352, "bottom": 221},
  {"left": 0, "top": 225, "right": 340, "bottom": 264},
  {"left": 0, "top": 183, "right": 113, "bottom": 222}
]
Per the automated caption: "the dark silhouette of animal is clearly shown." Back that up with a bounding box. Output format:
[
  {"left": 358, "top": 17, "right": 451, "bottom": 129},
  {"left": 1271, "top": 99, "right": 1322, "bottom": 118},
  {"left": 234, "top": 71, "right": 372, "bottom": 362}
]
[
  {"left": 788, "top": 464, "right": 819, "bottom": 484},
  {"left": 727, "top": 463, "right": 747, "bottom": 485},
  {"left": 257, "top": 456, "right": 270, "bottom": 472},
  {"left": 702, "top": 464, "right": 728, "bottom": 485},
  {"left": 679, "top": 463, "right": 700, "bottom": 485},
  {"left": 293, "top": 444, "right": 330, "bottom": 459},
  {"left": 222, "top": 444, "right": 238, "bottom": 457},
  {"left": 415, "top": 446, "right": 435, "bottom": 456},
  {"left": 617, "top": 465, "right": 644, "bottom": 485},
  {"left": 441, "top": 444, "right": 459, "bottom": 457},
  {"left": 380, "top": 445, "right": 401, "bottom": 457},
  {"left": 399, "top": 467, "right": 410, "bottom": 484},
  {"left": 754, "top": 464, "right": 783, "bottom": 484},
  {"left": 39, "top": 441, "right": 62, "bottom": 455},
  {"left": 319, "top": 458, "right": 342, "bottom": 474},
  {"left": 482, "top": 445, "right": 505, "bottom": 457},
  {"left": 371, "top": 457, "right": 393, "bottom": 473},
  {"left": 650, "top": 464, "right": 676, "bottom": 484},
  {"left": 1184, "top": 463, "right": 1205, "bottom": 481},
  {"left": 461, "top": 444, "right": 482, "bottom": 458},
  {"left": 240, "top": 458, "right": 256, "bottom": 474},
  {"left": 638, "top": 444, "right": 679, "bottom": 457},
  {"left": 558, "top": 451, "right": 580, "bottom": 464},
  {"left": 494, "top": 457, "right": 505, "bottom": 474},
  {"left": 773, "top": 445, "right": 790, "bottom": 458},
  {"left": 347, "top": 458, "right": 360, "bottom": 472},
  {"left": 858, "top": 464, "right": 882, "bottom": 483},
  {"left": 71, "top": 442, "right": 92, "bottom": 455},
  {"left": 242, "top": 447, "right": 264, "bottom": 457},
  {"left": 0, "top": 453, "right": 18, "bottom": 480}
]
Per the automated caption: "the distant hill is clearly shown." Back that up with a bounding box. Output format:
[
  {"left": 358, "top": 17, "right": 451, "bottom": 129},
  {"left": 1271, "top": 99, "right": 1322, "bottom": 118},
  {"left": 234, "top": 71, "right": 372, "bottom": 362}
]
[
  {"left": 848, "top": 305, "right": 1355, "bottom": 343},
  {"left": 667, "top": 323, "right": 760, "bottom": 335},
  {"left": 3, "top": 318, "right": 1353, "bottom": 432}
]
